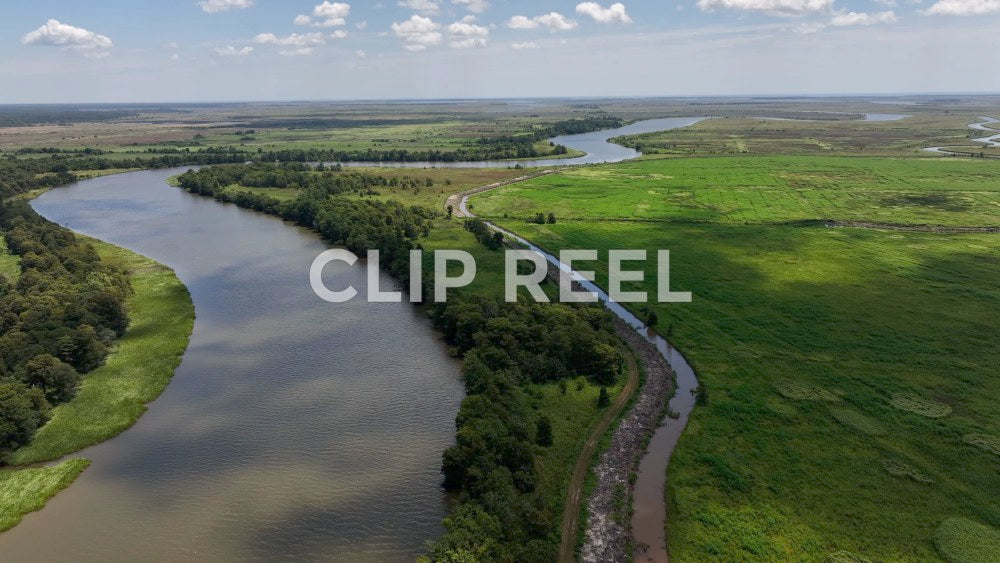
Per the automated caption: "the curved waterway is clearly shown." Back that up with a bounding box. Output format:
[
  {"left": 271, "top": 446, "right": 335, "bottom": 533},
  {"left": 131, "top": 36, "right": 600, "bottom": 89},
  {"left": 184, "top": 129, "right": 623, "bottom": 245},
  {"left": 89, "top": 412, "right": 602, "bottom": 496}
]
[
  {"left": 336, "top": 117, "right": 709, "bottom": 169},
  {"left": 1, "top": 168, "right": 464, "bottom": 561},
  {"left": 924, "top": 116, "right": 1000, "bottom": 155}
]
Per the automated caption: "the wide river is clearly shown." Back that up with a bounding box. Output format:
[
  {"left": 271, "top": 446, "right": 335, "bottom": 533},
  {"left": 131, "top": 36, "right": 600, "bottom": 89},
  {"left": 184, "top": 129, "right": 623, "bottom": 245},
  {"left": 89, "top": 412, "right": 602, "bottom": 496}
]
[{"left": 2, "top": 168, "right": 465, "bottom": 561}]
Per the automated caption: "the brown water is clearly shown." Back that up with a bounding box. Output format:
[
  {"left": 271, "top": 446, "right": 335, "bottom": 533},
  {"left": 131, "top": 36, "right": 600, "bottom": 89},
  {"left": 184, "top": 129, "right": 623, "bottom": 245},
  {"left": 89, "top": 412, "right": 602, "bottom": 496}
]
[{"left": 1, "top": 168, "right": 463, "bottom": 561}]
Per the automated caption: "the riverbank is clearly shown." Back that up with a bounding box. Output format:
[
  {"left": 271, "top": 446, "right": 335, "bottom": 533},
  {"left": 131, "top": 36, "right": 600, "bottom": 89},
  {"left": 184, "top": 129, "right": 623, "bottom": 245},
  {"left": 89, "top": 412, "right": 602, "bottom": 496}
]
[
  {"left": 6, "top": 238, "right": 194, "bottom": 466},
  {"left": 0, "top": 459, "right": 90, "bottom": 533}
]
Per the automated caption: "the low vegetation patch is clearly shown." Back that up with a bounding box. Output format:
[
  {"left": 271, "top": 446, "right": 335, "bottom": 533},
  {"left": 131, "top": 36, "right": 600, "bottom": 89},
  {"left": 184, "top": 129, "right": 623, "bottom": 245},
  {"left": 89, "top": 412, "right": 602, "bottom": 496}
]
[
  {"left": 890, "top": 392, "right": 953, "bottom": 419},
  {"left": 775, "top": 381, "right": 840, "bottom": 402},
  {"left": 881, "top": 459, "right": 934, "bottom": 484},
  {"left": 934, "top": 517, "right": 1000, "bottom": 563},
  {"left": 0, "top": 458, "right": 89, "bottom": 532},
  {"left": 830, "top": 407, "right": 886, "bottom": 435},
  {"left": 962, "top": 434, "right": 1000, "bottom": 457}
]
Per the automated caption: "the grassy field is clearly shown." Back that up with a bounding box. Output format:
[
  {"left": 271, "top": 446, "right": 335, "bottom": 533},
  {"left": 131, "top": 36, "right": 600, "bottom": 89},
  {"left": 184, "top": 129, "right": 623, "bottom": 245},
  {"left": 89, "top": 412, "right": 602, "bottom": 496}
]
[
  {"left": 612, "top": 114, "right": 988, "bottom": 158},
  {"left": 473, "top": 156, "right": 1000, "bottom": 227},
  {"left": 0, "top": 236, "right": 20, "bottom": 282},
  {"left": 0, "top": 459, "right": 90, "bottom": 532},
  {"left": 6, "top": 239, "right": 194, "bottom": 466},
  {"left": 471, "top": 157, "right": 1000, "bottom": 561}
]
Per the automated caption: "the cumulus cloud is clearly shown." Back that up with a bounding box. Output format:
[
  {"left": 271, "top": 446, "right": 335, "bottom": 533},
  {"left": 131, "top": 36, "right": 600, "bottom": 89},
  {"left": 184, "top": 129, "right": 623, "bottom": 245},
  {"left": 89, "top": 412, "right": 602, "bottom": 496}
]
[
  {"left": 253, "top": 32, "right": 326, "bottom": 55},
  {"left": 296, "top": 2, "right": 351, "bottom": 27},
  {"left": 215, "top": 45, "right": 254, "bottom": 56},
  {"left": 21, "top": 19, "right": 113, "bottom": 57},
  {"left": 697, "top": 0, "right": 834, "bottom": 16},
  {"left": 575, "top": 2, "right": 633, "bottom": 23},
  {"left": 447, "top": 15, "right": 489, "bottom": 48},
  {"left": 791, "top": 21, "right": 826, "bottom": 32},
  {"left": 452, "top": 0, "right": 490, "bottom": 12},
  {"left": 330, "top": 29, "right": 349, "bottom": 39},
  {"left": 391, "top": 15, "right": 443, "bottom": 51},
  {"left": 355, "top": 49, "right": 367, "bottom": 57},
  {"left": 924, "top": 0, "right": 1000, "bottom": 14},
  {"left": 398, "top": 0, "right": 440, "bottom": 13},
  {"left": 830, "top": 10, "right": 897, "bottom": 24},
  {"left": 512, "top": 41, "right": 539, "bottom": 49},
  {"left": 198, "top": 0, "right": 253, "bottom": 13},
  {"left": 508, "top": 12, "right": 578, "bottom": 31}
]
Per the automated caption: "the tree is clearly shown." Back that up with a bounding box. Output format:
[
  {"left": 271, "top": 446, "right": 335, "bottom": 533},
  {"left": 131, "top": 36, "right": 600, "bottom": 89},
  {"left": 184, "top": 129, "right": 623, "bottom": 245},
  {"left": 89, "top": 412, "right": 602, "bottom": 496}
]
[
  {"left": 597, "top": 387, "right": 611, "bottom": 408},
  {"left": 447, "top": 204, "right": 454, "bottom": 219},
  {"left": 547, "top": 213, "right": 556, "bottom": 224},
  {"left": 19, "top": 354, "right": 80, "bottom": 403},
  {"left": 536, "top": 416, "right": 553, "bottom": 447},
  {"left": 646, "top": 310, "right": 658, "bottom": 327},
  {"left": 0, "top": 381, "right": 50, "bottom": 453}
]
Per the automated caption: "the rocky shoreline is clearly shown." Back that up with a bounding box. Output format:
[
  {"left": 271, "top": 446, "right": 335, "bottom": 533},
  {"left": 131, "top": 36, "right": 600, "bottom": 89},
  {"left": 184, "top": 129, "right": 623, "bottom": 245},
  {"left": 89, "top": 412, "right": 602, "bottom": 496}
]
[{"left": 581, "top": 319, "right": 676, "bottom": 562}]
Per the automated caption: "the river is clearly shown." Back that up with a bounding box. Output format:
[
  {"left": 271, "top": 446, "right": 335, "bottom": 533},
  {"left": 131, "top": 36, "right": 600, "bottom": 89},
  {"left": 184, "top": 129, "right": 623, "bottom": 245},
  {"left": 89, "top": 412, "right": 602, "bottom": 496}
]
[{"left": 1, "top": 168, "right": 464, "bottom": 561}]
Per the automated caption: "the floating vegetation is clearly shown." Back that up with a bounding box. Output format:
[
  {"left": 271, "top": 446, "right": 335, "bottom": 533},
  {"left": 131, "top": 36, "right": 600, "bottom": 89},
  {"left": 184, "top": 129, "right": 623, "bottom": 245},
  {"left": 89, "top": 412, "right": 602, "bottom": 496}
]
[
  {"left": 963, "top": 434, "right": 1000, "bottom": 457},
  {"left": 775, "top": 381, "right": 840, "bottom": 402},
  {"left": 830, "top": 408, "right": 886, "bottom": 435},
  {"left": 890, "top": 392, "right": 952, "bottom": 418},
  {"left": 934, "top": 517, "right": 1000, "bottom": 563},
  {"left": 828, "top": 550, "right": 873, "bottom": 563},
  {"left": 882, "top": 459, "right": 934, "bottom": 484}
]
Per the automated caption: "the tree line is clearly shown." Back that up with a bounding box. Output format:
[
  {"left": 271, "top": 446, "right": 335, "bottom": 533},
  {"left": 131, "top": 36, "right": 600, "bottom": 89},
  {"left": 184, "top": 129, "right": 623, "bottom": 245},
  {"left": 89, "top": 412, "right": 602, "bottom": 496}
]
[
  {"left": 176, "top": 163, "right": 625, "bottom": 561},
  {"left": 0, "top": 199, "right": 131, "bottom": 456}
]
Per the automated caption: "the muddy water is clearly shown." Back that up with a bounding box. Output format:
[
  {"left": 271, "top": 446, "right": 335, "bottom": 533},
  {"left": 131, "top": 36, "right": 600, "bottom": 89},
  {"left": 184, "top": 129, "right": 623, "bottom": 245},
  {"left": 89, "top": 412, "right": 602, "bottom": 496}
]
[{"left": 1, "top": 168, "right": 463, "bottom": 561}]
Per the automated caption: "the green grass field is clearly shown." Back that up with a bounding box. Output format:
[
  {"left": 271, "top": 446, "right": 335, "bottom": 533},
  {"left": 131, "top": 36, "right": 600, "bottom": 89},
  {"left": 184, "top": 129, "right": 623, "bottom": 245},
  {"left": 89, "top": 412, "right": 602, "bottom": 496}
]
[
  {"left": 0, "top": 459, "right": 90, "bottom": 533},
  {"left": 6, "top": 239, "right": 194, "bottom": 466},
  {"left": 612, "top": 114, "right": 985, "bottom": 158},
  {"left": 0, "top": 236, "right": 20, "bottom": 282},
  {"left": 474, "top": 156, "right": 1000, "bottom": 227},
  {"left": 471, "top": 157, "right": 1000, "bottom": 561}
]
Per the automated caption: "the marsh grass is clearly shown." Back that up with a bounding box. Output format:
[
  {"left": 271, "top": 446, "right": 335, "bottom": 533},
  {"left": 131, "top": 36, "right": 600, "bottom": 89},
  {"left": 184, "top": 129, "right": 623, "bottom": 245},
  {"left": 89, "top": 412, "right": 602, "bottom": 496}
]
[
  {"left": 473, "top": 155, "right": 1000, "bottom": 560},
  {"left": 0, "top": 459, "right": 90, "bottom": 532},
  {"left": 830, "top": 407, "right": 887, "bottom": 436},
  {"left": 0, "top": 235, "right": 20, "bottom": 282},
  {"left": 934, "top": 518, "right": 1000, "bottom": 563},
  {"left": 890, "top": 393, "right": 953, "bottom": 419},
  {"left": 6, "top": 239, "right": 194, "bottom": 466},
  {"left": 962, "top": 434, "right": 1000, "bottom": 457},
  {"left": 881, "top": 460, "right": 934, "bottom": 484}
]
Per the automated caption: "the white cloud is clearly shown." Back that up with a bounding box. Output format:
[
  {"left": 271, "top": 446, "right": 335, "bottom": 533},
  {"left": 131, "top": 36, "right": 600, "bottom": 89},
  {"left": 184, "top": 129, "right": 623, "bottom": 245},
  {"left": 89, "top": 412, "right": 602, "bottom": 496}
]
[
  {"left": 330, "top": 29, "right": 349, "bottom": 39},
  {"left": 215, "top": 45, "right": 254, "bottom": 56},
  {"left": 198, "top": 0, "right": 253, "bottom": 13},
  {"left": 391, "top": 15, "right": 443, "bottom": 51},
  {"left": 356, "top": 20, "right": 369, "bottom": 29},
  {"left": 398, "top": 0, "right": 440, "bottom": 14},
  {"left": 447, "top": 15, "right": 489, "bottom": 48},
  {"left": 508, "top": 12, "right": 578, "bottom": 31},
  {"left": 830, "top": 10, "right": 897, "bottom": 24},
  {"left": 791, "top": 21, "right": 826, "bottom": 32},
  {"left": 924, "top": 0, "right": 1000, "bottom": 14},
  {"left": 253, "top": 32, "right": 327, "bottom": 49},
  {"left": 697, "top": 0, "right": 834, "bottom": 16},
  {"left": 452, "top": 0, "right": 490, "bottom": 13},
  {"left": 280, "top": 47, "right": 315, "bottom": 56},
  {"left": 512, "top": 41, "right": 539, "bottom": 49},
  {"left": 297, "top": 2, "right": 351, "bottom": 27},
  {"left": 575, "top": 2, "right": 633, "bottom": 23},
  {"left": 170, "top": 53, "right": 180, "bottom": 61},
  {"left": 874, "top": 0, "right": 898, "bottom": 6},
  {"left": 355, "top": 49, "right": 367, "bottom": 57},
  {"left": 21, "top": 19, "right": 114, "bottom": 56}
]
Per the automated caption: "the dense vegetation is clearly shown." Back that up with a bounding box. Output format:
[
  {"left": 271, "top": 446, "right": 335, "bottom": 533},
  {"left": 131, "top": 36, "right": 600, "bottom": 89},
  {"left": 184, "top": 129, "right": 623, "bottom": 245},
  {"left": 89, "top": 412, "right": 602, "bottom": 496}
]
[
  {"left": 474, "top": 156, "right": 1000, "bottom": 561},
  {"left": 0, "top": 202, "right": 131, "bottom": 456}
]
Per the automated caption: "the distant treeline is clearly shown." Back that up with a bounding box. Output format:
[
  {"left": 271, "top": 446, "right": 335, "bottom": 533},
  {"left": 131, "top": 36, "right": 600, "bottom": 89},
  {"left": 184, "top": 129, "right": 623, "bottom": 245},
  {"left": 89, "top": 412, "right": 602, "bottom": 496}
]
[
  {"left": 175, "top": 163, "right": 626, "bottom": 561},
  {"left": 0, "top": 199, "right": 131, "bottom": 456}
]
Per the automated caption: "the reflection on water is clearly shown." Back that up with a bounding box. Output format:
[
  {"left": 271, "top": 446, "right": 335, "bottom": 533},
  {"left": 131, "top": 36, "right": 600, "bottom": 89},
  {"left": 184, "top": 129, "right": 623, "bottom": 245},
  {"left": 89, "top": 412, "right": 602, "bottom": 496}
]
[{"left": 1, "top": 169, "right": 463, "bottom": 561}]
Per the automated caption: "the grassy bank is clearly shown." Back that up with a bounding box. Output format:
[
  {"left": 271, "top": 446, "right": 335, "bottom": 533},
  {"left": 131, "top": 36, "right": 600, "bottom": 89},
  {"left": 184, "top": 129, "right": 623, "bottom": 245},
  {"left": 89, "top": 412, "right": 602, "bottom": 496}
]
[
  {"left": 472, "top": 156, "right": 1000, "bottom": 560},
  {"left": 6, "top": 239, "right": 194, "bottom": 466},
  {"left": 0, "top": 459, "right": 90, "bottom": 532}
]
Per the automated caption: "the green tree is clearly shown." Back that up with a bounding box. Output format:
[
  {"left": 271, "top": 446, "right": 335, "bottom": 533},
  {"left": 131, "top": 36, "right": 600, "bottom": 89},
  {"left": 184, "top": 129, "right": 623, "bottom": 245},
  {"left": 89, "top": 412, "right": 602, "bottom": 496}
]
[
  {"left": 18, "top": 354, "right": 80, "bottom": 403},
  {"left": 536, "top": 416, "right": 553, "bottom": 447},
  {"left": 0, "top": 381, "right": 50, "bottom": 453},
  {"left": 597, "top": 387, "right": 611, "bottom": 408}
]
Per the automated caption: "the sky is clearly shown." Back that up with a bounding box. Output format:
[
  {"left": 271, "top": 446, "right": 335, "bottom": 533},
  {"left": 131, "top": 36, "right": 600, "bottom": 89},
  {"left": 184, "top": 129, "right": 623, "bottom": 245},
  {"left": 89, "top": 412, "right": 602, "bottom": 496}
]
[{"left": 2, "top": 0, "right": 999, "bottom": 103}]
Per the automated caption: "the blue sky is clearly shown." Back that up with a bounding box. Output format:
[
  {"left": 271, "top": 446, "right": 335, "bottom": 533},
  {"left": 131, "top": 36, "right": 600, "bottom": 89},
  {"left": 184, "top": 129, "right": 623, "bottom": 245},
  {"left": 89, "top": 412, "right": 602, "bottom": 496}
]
[{"left": 2, "top": 0, "right": 998, "bottom": 102}]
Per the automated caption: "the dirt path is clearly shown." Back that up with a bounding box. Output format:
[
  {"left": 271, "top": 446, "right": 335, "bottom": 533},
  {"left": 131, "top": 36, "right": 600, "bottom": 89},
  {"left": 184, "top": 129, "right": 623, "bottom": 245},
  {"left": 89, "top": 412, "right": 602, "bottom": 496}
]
[{"left": 557, "top": 345, "right": 640, "bottom": 563}]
